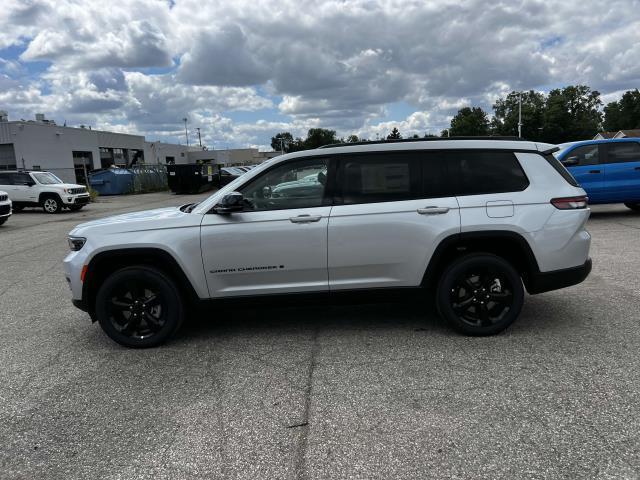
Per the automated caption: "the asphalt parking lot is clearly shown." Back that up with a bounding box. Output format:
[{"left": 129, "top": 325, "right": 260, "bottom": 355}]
[{"left": 1, "top": 193, "right": 639, "bottom": 479}]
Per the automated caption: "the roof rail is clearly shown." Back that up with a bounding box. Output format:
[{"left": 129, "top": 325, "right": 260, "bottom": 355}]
[{"left": 318, "top": 136, "right": 526, "bottom": 149}]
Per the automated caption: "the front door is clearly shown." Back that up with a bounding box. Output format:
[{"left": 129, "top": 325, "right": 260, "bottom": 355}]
[
  {"left": 200, "top": 156, "right": 332, "bottom": 298},
  {"left": 8, "top": 172, "right": 37, "bottom": 202},
  {"left": 328, "top": 152, "right": 460, "bottom": 290},
  {"left": 563, "top": 144, "right": 605, "bottom": 203}
]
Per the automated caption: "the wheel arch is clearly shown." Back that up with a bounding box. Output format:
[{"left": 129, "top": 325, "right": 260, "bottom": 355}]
[
  {"left": 422, "top": 231, "right": 541, "bottom": 292},
  {"left": 82, "top": 247, "right": 200, "bottom": 319},
  {"left": 38, "top": 191, "right": 62, "bottom": 203}
]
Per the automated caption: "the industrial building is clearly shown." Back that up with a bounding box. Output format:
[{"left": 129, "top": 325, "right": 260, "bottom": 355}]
[{"left": 0, "top": 111, "right": 279, "bottom": 184}]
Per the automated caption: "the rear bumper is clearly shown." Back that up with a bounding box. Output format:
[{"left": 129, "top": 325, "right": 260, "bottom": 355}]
[{"left": 526, "top": 258, "right": 592, "bottom": 294}]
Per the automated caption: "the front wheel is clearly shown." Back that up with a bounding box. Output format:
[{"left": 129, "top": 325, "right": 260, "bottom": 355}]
[
  {"left": 436, "top": 254, "right": 524, "bottom": 336},
  {"left": 42, "top": 196, "right": 61, "bottom": 214},
  {"left": 95, "top": 266, "right": 185, "bottom": 348},
  {"left": 0, "top": 217, "right": 7, "bottom": 226},
  {"left": 624, "top": 202, "right": 640, "bottom": 212}
]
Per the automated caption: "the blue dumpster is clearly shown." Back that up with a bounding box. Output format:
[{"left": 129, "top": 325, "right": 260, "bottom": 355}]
[{"left": 89, "top": 168, "right": 134, "bottom": 195}]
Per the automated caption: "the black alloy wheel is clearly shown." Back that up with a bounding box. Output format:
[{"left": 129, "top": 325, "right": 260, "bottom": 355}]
[
  {"left": 96, "top": 266, "right": 184, "bottom": 347},
  {"left": 437, "top": 254, "right": 524, "bottom": 335}
]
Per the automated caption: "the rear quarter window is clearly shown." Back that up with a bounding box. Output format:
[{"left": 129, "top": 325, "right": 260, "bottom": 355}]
[{"left": 443, "top": 150, "right": 529, "bottom": 195}]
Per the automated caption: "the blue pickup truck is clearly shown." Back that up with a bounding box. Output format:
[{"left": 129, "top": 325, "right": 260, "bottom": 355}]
[{"left": 556, "top": 138, "right": 640, "bottom": 211}]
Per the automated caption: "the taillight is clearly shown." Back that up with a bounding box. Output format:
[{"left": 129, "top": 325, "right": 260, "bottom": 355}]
[{"left": 550, "top": 195, "right": 588, "bottom": 210}]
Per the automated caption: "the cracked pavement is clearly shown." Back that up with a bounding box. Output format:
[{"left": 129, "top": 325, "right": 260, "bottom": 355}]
[{"left": 0, "top": 194, "right": 639, "bottom": 479}]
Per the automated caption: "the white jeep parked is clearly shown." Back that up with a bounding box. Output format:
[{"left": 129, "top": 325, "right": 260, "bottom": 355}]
[
  {"left": 0, "top": 190, "right": 11, "bottom": 226},
  {"left": 0, "top": 170, "right": 90, "bottom": 213},
  {"left": 64, "top": 139, "right": 592, "bottom": 347}
]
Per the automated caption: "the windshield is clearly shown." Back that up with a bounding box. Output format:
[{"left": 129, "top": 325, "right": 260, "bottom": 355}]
[{"left": 32, "top": 172, "right": 63, "bottom": 184}]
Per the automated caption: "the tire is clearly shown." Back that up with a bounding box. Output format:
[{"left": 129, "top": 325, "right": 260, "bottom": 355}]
[
  {"left": 436, "top": 253, "right": 524, "bottom": 336},
  {"left": 95, "top": 266, "right": 185, "bottom": 348},
  {"left": 41, "top": 195, "right": 62, "bottom": 214},
  {"left": 68, "top": 205, "right": 84, "bottom": 212},
  {"left": 624, "top": 202, "right": 640, "bottom": 212},
  {"left": 0, "top": 217, "right": 6, "bottom": 226}
]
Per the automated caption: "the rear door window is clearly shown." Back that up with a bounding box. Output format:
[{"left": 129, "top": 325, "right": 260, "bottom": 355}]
[
  {"left": 606, "top": 142, "right": 640, "bottom": 164},
  {"left": 336, "top": 153, "right": 421, "bottom": 205}
]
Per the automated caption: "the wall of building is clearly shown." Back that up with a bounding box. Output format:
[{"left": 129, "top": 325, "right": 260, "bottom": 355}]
[{"left": 144, "top": 142, "right": 189, "bottom": 165}]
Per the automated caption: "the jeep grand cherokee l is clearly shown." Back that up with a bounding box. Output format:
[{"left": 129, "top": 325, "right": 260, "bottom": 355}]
[{"left": 64, "top": 139, "right": 592, "bottom": 347}]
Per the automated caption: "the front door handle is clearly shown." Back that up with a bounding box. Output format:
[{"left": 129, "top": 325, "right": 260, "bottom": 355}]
[
  {"left": 417, "top": 206, "right": 450, "bottom": 215},
  {"left": 289, "top": 214, "right": 322, "bottom": 223},
  {"left": 588, "top": 170, "right": 601, "bottom": 174}
]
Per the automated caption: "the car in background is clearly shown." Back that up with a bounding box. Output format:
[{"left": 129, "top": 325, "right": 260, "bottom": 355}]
[
  {"left": 0, "top": 190, "right": 11, "bottom": 226},
  {"left": 218, "top": 167, "right": 242, "bottom": 187},
  {"left": 0, "top": 170, "right": 90, "bottom": 213},
  {"left": 556, "top": 138, "right": 640, "bottom": 211}
]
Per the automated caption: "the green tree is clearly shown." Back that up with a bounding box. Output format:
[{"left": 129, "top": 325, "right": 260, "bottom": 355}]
[
  {"left": 303, "top": 128, "right": 338, "bottom": 149},
  {"left": 346, "top": 134, "right": 360, "bottom": 143},
  {"left": 603, "top": 89, "right": 640, "bottom": 131},
  {"left": 449, "top": 107, "right": 490, "bottom": 136},
  {"left": 271, "top": 132, "right": 295, "bottom": 153},
  {"left": 542, "top": 85, "right": 602, "bottom": 144},
  {"left": 387, "top": 127, "right": 402, "bottom": 139},
  {"left": 491, "top": 90, "right": 546, "bottom": 140}
]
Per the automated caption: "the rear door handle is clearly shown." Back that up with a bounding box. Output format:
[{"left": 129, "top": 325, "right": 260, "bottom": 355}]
[
  {"left": 289, "top": 214, "right": 322, "bottom": 223},
  {"left": 588, "top": 170, "right": 601, "bottom": 174},
  {"left": 417, "top": 206, "right": 450, "bottom": 215}
]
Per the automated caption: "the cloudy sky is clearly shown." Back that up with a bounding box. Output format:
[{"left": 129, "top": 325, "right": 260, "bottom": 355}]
[{"left": 1, "top": 0, "right": 639, "bottom": 150}]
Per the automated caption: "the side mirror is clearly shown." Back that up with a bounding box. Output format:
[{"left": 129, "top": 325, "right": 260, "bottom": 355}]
[
  {"left": 562, "top": 156, "right": 579, "bottom": 166},
  {"left": 214, "top": 191, "right": 244, "bottom": 214}
]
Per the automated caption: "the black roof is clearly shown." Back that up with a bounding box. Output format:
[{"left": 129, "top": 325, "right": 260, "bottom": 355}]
[{"left": 318, "top": 136, "right": 526, "bottom": 149}]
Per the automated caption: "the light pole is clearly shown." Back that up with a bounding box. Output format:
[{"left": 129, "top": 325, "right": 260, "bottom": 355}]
[
  {"left": 518, "top": 93, "right": 523, "bottom": 138},
  {"left": 195, "top": 127, "right": 202, "bottom": 148},
  {"left": 182, "top": 117, "right": 189, "bottom": 146}
]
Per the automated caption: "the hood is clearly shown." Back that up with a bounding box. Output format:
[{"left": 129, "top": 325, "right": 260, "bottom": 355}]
[
  {"left": 70, "top": 206, "right": 198, "bottom": 236},
  {"left": 50, "top": 183, "right": 86, "bottom": 190}
]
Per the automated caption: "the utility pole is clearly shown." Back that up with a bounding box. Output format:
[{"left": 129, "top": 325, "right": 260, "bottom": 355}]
[
  {"left": 195, "top": 127, "right": 202, "bottom": 148},
  {"left": 182, "top": 117, "right": 189, "bottom": 146},
  {"left": 518, "top": 93, "right": 523, "bottom": 138}
]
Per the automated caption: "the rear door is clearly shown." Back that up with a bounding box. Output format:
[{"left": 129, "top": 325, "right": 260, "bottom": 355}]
[
  {"left": 602, "top": 141, "right": 640, "bottom": 202},
  {"left": 561, "top": 144, "right": 605, "bottom": 202},
  {"left": 327, "top": 151, "right": 460, "bottom": 290}
]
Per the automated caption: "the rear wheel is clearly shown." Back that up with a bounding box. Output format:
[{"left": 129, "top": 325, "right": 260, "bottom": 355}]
[
  {"left": 436, "top": 254, "right": 524, "bottom": 336},
  {"left": 42, "top": 196, "right": 61, "bottom": 214},
  {"left": 95, "top": 266, "right": 184, "bottom": 348},
  {"left": 624, "top": 202, "right": 640, "bottom": 212}
]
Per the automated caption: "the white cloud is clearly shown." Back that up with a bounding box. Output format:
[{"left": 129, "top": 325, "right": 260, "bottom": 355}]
[{"left": 0, "top": 0, "right": 639, "bottom": 147}]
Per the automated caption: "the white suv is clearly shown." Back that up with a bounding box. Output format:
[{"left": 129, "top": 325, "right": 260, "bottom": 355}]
[
  {"left": 0, "top": 170, "right": 90, "bottom": 213},
  {"left": 0, "top": 190, "right": 11, "bottom": 226},
  {"left": 64, "top": 139, "right": 592, "bottom": 347}
]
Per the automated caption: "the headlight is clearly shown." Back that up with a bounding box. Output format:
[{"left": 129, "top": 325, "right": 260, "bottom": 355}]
[{"left": 68, "top": 236, "right": 86, "bottom": 251}]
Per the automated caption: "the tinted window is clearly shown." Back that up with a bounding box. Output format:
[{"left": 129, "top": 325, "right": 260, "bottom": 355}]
[
  {"left": 12, "top": 173, "right": 32, "bottom": 185},
  {"left": 565, "top": 145, "right": 599, "bottom": 166},
  {"left": 0, "top": 173, "right": 11, "bottom": 185},
  {"left": 607, "top": 142, "right": 640, "bottom": 164},
  {"left": 338, "top": 153, "right": 421, "bottom": 205},
  {"left": 444, "top": 150, "right": 529, "bottom": 195},
  {"left": 239, "top": 157, "right": 328, "bottom": 211}
]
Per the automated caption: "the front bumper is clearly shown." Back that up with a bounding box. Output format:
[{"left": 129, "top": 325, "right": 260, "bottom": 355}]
[
  {"left": 0, "top": 203, "right": 12, "bottom": 217},
  {"left": 526, "top": 258, "right": 592, "bottom": 294},
  {"left": 62, "top": 194, "right": 90, "bottom": 205}
]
